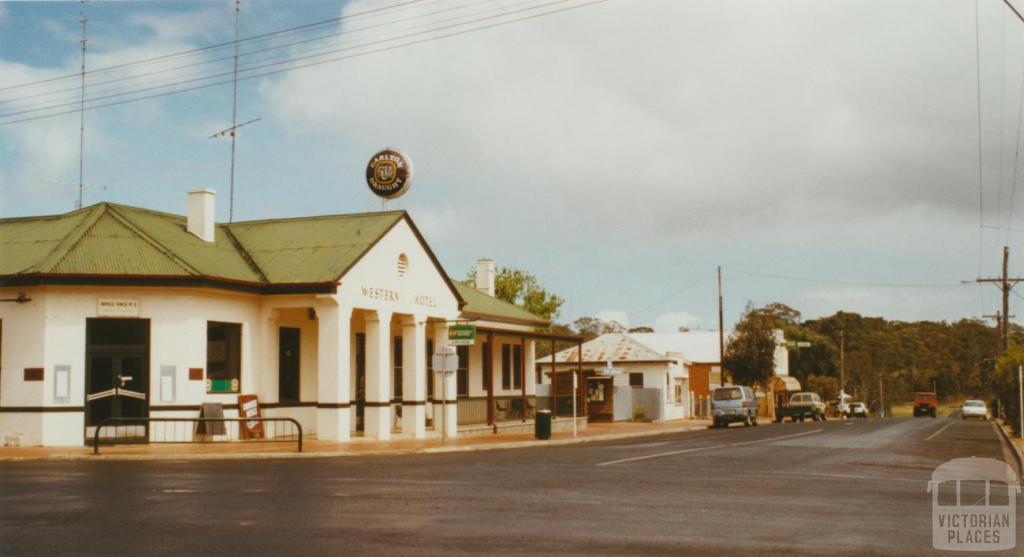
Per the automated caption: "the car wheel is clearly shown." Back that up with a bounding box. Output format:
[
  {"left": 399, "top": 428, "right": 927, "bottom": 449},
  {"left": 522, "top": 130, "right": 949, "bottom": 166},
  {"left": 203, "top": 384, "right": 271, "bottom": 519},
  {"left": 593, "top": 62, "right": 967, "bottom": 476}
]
[
  {"left": 751, "top": 416, "right": 758, "bottom": 426},
  {"left": 821, "top": 412, "right": 827, "bottom": 421},
  {"left": 743, "top": 415, "right": 751, "bottom": 427}
]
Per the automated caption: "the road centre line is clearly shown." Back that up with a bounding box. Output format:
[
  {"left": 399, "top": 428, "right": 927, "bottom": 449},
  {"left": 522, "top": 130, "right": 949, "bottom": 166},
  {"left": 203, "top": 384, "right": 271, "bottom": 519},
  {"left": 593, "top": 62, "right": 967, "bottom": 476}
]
[
  {"left": 596, "top": 444, "right": 729, "bottom": 466},
  {"left": 925, "top": 422, "right": 953, "bottom": 441},
  {"left": 597, "top": 429, "right": 825, "bottom": 466},
  {"left": 727, "top": 428, "right": 823, "bottom": 447}
]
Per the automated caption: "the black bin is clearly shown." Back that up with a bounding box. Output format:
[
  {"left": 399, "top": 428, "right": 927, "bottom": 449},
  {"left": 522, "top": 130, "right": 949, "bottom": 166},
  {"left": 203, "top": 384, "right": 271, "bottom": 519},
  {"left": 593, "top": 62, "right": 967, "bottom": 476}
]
[{"left": 535, "top": 409, "right": 552, "bottom": 440}]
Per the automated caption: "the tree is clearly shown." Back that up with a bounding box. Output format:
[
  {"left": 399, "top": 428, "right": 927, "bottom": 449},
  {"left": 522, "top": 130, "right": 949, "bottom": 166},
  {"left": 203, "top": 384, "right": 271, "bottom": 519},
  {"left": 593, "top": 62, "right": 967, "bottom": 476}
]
[
  {"left": 466, "top": 266, "right": 564, "bottom": 321},
  {"left": 805, "top": 374, "right": 839, "bottom": 401},
  {"left": 723, "top": 303, "right": 777, "bottom": 388},
  {"left": 573, "top": 317, "right": 625, "bottom": 341},
  {"left": 628, "top": 326, "right": 655, "bottom": 333}
]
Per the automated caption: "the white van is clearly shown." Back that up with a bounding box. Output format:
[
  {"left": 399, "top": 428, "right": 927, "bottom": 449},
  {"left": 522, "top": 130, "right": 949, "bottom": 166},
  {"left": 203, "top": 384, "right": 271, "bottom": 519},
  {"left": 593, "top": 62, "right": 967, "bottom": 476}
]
[{"left": 711, "top": 385, "right": 759, "bottom": 428}]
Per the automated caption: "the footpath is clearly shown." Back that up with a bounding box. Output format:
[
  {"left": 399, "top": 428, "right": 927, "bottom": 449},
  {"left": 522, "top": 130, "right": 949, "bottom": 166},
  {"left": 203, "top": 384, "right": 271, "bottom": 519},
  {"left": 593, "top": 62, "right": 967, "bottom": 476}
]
[{"left": 0, "top": 419, "right": 712, "bottom": 462}]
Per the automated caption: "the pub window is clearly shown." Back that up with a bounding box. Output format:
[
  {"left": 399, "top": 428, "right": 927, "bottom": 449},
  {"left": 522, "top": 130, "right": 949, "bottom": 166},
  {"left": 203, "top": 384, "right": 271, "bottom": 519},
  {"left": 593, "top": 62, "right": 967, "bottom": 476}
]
[
  {"left": 393, "top": 336, "right": 403, "bottom": 400},
  {"left": 629, "top": 372, "right": 643, "bottom": 387},
  {"left": 207, "top": 321, "right": 241, "bottom": 393},
  {"left": 457, "top": 346, "right": 469, "bottom": 397},
  {"left": 674, "top": 378, "right": 685, "bottom": 403},
  {"left": 513, "top": 344, "right": 522, "bottom": 390},
  {"left": 501, "top": 344, "right": 512, "bottom": 390},
  {"left": 426, "top": 339, "right": 434, "bottom": 399}
]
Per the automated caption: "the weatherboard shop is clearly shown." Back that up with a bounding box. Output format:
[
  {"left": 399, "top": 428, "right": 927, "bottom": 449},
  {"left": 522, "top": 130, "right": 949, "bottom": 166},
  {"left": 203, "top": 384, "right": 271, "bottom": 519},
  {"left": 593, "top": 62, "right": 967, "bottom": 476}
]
[{"left": 0, "top": 151, "right": 582, "bottom": 447}]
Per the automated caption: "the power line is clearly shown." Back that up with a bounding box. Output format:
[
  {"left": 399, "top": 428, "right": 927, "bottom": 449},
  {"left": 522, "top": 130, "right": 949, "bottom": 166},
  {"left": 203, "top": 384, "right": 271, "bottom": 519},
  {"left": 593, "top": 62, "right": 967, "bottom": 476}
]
[
  {"left": 629, "top": 269, "right": 716, "bottom": 318},
  {"left": 0, "top": 0, "right": 433, "bottom": 93},
  {"left": 0, "top": 0, "right": 505, "bottom": 108},
  {"left": 723, "top": 268, "right": 966, "bottom": 289},
  {"left": 1007, "top": 52, "right": 1024, "bottom": 244},
  {"left": 978, "top": 0, "right": 986, "bottom": 282},
  {"left": 0, "top": 0, "right": 606, "bottom": 127},
  {"left": 0, "top": 0, "right": 588, "bottom": 121}
]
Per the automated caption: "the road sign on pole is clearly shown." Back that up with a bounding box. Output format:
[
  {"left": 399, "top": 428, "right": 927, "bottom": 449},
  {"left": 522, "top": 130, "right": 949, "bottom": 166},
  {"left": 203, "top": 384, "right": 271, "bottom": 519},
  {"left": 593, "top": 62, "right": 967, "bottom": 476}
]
[
  {"left": 599, "top": 357, "right": 624, "bottom": 376},
  {"left": 448, "top": 324, "right": 476, "bottom": 346},
  {"left": 433, "top": 345, "right": 458, "bottom": 446}
]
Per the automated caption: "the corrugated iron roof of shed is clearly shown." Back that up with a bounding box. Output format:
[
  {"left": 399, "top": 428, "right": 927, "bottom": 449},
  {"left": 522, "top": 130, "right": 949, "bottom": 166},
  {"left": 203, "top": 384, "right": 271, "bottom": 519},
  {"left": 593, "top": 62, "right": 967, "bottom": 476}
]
[
  {"left": 538, "top": 333, "right": 670, "bottom": 364},
  {"left": 454, "top": 282, "right": 550, "bottom": 326}
]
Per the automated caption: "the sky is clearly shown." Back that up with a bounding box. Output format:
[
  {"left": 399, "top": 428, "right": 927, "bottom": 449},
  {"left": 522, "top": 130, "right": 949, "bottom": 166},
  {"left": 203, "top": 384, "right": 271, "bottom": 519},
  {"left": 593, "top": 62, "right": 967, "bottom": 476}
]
[{"left": 0, "top": 0, "right": 1022, "bottom": 332}]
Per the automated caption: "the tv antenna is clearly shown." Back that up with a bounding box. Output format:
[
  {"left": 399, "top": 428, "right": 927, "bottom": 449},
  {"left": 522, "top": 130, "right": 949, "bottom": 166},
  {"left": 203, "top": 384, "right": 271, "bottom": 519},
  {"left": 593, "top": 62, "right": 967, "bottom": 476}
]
[
  {"left": 77, "top": 0, "right": 88, "bottom": 211},
  {"left": 208, "top": 0, "right": 259, "bottom": 223},
  {"left": 48, "top": 179, "right": 111, "bottom": 209}
]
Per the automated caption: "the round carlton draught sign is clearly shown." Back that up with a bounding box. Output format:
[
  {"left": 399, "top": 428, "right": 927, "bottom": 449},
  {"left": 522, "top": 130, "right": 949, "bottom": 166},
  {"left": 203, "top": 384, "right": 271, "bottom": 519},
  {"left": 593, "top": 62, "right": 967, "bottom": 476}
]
[{"left": 365, "top": 148, "right": 413, "bottom": 200}]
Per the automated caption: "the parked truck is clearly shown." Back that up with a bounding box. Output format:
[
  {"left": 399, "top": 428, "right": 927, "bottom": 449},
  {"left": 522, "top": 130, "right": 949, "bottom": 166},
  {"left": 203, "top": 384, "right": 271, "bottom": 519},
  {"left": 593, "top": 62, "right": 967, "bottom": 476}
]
[{"left": 774, "top": 392, "right": 827, "bottom": 422}]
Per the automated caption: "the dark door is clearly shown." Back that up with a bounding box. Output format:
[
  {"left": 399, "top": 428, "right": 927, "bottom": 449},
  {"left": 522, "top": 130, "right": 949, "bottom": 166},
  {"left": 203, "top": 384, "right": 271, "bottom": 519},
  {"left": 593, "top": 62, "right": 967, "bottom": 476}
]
[
  {"left": 85, "top": 319, "right": 149, "bottom": 439},
  {"left": 355, "top": 333, "right": 366, "bottom": 432},
  {"left": 278, "top": 327, "right": 300, "bottom": 403}
]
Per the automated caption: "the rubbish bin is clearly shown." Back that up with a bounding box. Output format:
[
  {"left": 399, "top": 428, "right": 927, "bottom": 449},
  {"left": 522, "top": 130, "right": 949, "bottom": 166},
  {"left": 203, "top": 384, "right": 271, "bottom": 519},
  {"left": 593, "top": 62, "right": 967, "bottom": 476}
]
[{"left": 535, "top": 409, "right": 552, "bottom": 440}]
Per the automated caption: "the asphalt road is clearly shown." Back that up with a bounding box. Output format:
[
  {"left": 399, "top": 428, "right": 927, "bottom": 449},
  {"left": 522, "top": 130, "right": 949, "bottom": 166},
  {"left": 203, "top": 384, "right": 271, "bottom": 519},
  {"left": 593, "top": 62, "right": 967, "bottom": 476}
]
[{"left": 1, "top": 415, "right": 1021, "bottom": 556}]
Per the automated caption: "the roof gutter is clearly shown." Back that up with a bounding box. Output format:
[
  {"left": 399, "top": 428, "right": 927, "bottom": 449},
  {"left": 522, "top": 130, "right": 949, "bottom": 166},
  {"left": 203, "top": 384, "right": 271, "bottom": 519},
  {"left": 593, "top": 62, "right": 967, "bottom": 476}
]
[{"left": 0, "top": 273, "right": 337, "bottom": 296}]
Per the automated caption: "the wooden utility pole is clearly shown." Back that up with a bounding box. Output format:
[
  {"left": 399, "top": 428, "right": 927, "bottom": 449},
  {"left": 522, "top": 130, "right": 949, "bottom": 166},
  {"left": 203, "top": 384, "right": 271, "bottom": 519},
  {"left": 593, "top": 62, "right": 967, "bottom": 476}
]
[
  {"left": 975, "top": 246, "right": 1024, "bottom": 353},
  {"left": 839, "top": 330, "right": 845, "bottom": 403},
  {"left": 718, "top": 265, "right": 726, "bottom": 384}
]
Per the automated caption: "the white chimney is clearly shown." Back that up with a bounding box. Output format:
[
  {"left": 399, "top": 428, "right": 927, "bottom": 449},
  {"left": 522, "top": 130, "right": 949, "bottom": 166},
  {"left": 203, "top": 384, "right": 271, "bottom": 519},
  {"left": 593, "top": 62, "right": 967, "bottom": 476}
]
[
  {"left": 187, "top": 188, "right": 216, "bottom": 242},
  {"left": 475, "top": 258, "right": 495, "bottom": 297}
]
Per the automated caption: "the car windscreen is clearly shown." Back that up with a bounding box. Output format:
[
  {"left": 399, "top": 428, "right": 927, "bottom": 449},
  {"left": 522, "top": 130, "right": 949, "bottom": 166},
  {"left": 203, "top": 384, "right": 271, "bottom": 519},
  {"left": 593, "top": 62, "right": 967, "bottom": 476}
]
[
  {"left": 916, "top": 394, "right": 935, "bottom": 401},
  {"left": 964, "top": 401, "right": 985, "bottom": 407},
  {"left": 713, "top": 387, "right": 741, "bottom": 401}
]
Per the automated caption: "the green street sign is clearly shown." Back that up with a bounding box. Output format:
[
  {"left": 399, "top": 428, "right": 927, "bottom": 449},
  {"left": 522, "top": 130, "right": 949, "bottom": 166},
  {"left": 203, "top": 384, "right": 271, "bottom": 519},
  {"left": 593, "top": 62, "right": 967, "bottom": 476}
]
[{"left": 448, "top": 324, "right": 476, "bottom": 346}]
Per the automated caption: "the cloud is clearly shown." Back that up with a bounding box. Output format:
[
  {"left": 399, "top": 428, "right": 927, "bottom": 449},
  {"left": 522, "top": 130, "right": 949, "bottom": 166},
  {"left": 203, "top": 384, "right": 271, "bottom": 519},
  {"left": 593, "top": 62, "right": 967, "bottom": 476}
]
[
  {"left": 652, "top": 312, "right": 702, "bottom": 333},
  {"left": 594, "top": 310, "right": 630, "bottom": 328},
  {"left": 258, "top": 0, "right": 989, "bottom": 244}
]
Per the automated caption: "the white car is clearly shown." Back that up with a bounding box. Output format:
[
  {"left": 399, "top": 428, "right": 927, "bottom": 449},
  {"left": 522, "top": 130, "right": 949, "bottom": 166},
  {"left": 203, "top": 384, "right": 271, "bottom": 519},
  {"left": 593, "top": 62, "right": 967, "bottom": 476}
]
[
  {"left": 961, "top": 400, "right": 988, "bottom": 420},
  {"left": 848, "top": 402, "right": 869, "bottom": 418}
]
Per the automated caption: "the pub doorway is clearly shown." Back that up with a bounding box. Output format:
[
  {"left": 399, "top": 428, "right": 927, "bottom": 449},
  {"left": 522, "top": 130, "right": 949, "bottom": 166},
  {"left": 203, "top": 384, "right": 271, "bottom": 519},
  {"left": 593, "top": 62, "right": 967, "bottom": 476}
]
[
  {"left": 278, "top": 327, "right": 300, "bottom": 403},
  {"left": 84, "top": 318, "right": 150, "bottom": 442}
]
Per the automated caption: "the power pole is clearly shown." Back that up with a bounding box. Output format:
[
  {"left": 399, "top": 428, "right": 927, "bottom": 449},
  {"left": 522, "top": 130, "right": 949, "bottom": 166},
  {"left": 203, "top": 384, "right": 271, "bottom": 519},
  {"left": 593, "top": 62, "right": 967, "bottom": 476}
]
[
  {"left": 839, "top": 330, "right": 845, "bottom": 404},
  {"left": 974, "top": 246, "right": 1024, "bottom": 353},
  {"left": 718, "top": 265, "right": 726, "bottom": 385},
  {"left": 878, "top": 374, "right": 884, "bottom": 418},
  {"left": 77, "top": 0, "right": 88, "bottom": 210}
]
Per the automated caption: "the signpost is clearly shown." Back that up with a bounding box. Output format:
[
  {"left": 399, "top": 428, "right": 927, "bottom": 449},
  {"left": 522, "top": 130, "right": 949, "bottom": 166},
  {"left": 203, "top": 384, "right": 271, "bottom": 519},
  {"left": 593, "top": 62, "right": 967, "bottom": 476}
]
[
  {"left": 365, "top": 148, "right": 413, "bottom": 209},
  {"left": 448, "top": 324, "right": 476, "bottom": 346},
  {"left": 599, "top": 358, "right": 624, "bottom": 377},
  {"left": 432, "top": 345, "right": 459, "bottom": 446}
]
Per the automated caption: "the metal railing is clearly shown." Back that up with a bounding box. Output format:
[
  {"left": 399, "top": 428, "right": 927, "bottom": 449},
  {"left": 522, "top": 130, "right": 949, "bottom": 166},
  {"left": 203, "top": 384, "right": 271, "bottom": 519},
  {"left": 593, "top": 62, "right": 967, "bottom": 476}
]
[
  {"left": 457, "top": 396, "right": 536, "bottom": 425},
  {"left": 92, "top": 417, "right": 302, "bottom": 454}
]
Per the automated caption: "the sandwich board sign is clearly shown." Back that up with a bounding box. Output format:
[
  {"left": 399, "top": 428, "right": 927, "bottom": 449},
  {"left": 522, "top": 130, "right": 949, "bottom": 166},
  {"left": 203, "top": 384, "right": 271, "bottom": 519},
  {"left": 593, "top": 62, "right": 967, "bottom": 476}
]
[{"left": 448, "top": 324, "right": 476, "bottom": 346}]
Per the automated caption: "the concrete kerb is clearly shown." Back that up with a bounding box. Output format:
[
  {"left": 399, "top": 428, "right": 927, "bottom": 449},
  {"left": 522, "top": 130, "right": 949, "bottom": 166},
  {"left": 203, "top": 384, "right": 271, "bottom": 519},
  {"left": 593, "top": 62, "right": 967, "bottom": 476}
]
[
  {"left": 0, "top": 424, "right": 713, "bottom": 462},
  {"left": 994, "top": 419, "right": 1024, "bottom": 478}
]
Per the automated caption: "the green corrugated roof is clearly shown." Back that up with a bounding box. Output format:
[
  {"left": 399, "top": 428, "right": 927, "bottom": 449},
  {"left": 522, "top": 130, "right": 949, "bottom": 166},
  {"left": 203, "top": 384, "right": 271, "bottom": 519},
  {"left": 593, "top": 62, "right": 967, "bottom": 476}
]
[
  {"left": 455, "top": 283, "right": 548, "bottom": 325},
  {"left": 0, "top": 202, "right": 548, "bottom": 325},
  {"left": 226, "top": 212, "right": 404, "bottom": 283}
]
